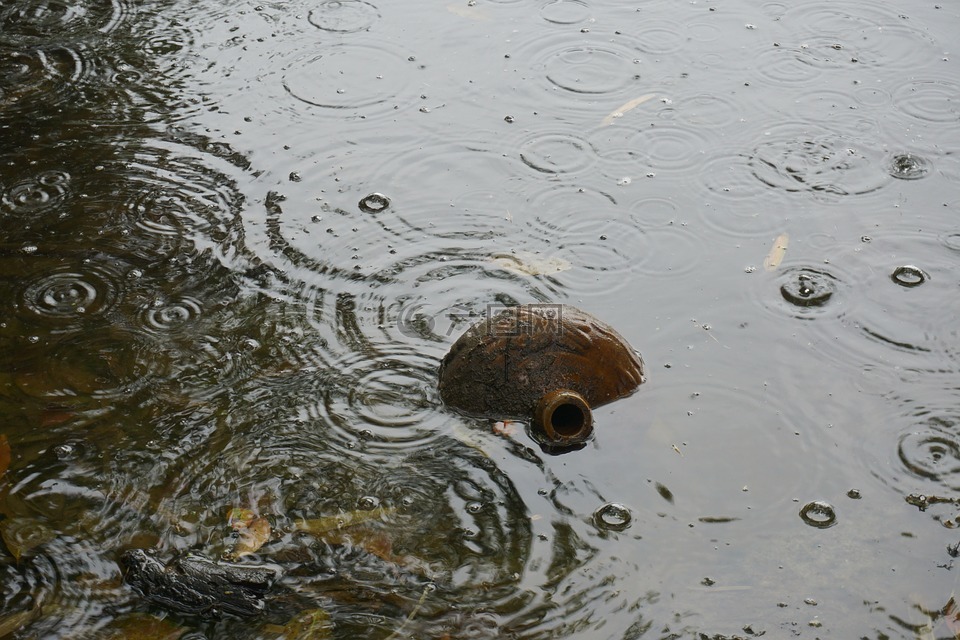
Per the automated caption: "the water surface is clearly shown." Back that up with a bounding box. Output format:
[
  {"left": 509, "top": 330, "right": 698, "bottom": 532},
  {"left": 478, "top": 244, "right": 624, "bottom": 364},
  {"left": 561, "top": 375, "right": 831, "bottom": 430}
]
[{"left": 1, "top": 0, "right": 959, "bottom": 637}]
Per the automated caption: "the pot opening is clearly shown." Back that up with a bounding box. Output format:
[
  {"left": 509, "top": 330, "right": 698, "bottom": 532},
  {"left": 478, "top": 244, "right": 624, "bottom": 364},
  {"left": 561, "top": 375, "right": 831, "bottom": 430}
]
[{"left": 550, "top": 402, "right": 586, "bottom": 437}]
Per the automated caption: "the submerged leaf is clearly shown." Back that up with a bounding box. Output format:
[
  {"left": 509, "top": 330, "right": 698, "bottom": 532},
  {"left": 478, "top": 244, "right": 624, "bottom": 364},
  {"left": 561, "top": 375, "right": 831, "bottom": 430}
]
[
  {"left": 944, "top": 597, "right": 960, "bottom": 639},
  {"left": 227, "top": 508, "right": 257, "bottom": 528},
  {"left": 229, "top": 516, "right": 271, "bottom": 559},
  {"left": 0, "top": 434, "right": 8, "bottom": 477},
  {"left": 264, "top": 608, "right": 333, "bottom": 639},
  {"left": 491, "top": 251, "right": 571, "bottom": 276},
  {"left": 0, "top": 606, "right": 39, "bottom": 637},
  {"left": 100, "top": 613, "right": 187, "bottom": 640},
  {"left": 601, "top": 94, "right": 657, "bottom": 126},
  {"left": 763, "top": 233, "right": 789, "bottom": 271},
  {"left": 293, "top": 507, "right": 395, "bottom": 537},
  {"left": 0, "top": 517, "right": 56, "bottom": 562}
]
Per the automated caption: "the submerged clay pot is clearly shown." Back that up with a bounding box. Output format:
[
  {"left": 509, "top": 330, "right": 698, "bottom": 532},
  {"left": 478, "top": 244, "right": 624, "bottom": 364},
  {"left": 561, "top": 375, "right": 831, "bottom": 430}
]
[{"left": 438, "top": 304, "right": 645, "bottom": 446}]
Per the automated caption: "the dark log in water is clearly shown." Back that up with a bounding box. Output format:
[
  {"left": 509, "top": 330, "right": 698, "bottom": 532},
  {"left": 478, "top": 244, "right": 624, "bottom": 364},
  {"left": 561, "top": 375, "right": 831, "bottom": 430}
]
[{"left": 121, "top": 549, "right": 278, "bottom": 619}]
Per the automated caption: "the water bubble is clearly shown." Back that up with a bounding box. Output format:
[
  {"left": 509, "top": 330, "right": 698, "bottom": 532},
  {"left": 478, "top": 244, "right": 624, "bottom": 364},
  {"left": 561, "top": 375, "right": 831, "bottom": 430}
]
[
  {"left": 53, "top": 441, "right": 82, "bottom": 461},
  {"left": 887, "top": 154, "right": 930, "bottom": 180},
  {"left": 799, "top": 500, "right": 837, "bottom": 528},
  {"left": 357, "top": 496, "right": 380, "bottom": 510},
  {"left": 780, "top": 268, "right": 836, "bottom": 308},
  {"left": 846, "top": 488, "right": 862, "bottom": 499},
  {"left": 359, "top": 192, "right": 390, "bottom": 213},
  {"left": 890, "top": 265, "right": 927, "bottom": 287},
  {"left": 593, "top": 502, "right": 632, "bottom": 531}
]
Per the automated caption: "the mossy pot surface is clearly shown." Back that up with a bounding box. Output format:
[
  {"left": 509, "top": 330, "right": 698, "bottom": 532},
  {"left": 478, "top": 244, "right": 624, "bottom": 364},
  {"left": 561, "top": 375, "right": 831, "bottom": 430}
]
[{"left": 438, "top": 304, "right": 645, "bottom": 420}]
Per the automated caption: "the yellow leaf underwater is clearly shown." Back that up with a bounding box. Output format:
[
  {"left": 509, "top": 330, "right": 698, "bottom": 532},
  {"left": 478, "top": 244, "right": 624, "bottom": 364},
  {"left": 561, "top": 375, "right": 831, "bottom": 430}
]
[
  {"left": 228, "top": 516, "right": 271, "bottom": 559},
  {"left": 264, "top": 608, "right": 333, "bottom": 639},
  {"left": 0, "top": 434, "right": 9, "bottom": 477},
  {"left": 763, "top": 233, "right": 789, "bottom": 271},
  {"left": 491, "top": 251, "right": 571, "bottom": 276},
  {"left": 293, "top": 507, "right": 395, "bottom": 537},
  {"left": 0, "top": 517, "right": 56, "bottom": 562},
  {"left": 601, "top": 94, "right": 657, "bottom": 126}
]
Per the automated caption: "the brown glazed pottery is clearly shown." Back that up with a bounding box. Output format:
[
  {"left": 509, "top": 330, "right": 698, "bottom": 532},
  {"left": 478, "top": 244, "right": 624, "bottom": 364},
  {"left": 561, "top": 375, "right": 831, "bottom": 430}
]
[{"left": 438, "top": 304, "right": 645, "bottom": 446}]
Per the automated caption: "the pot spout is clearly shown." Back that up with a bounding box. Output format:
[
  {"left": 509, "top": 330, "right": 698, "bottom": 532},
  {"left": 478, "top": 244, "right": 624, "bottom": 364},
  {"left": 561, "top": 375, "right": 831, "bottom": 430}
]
[{"left": 534, "top": 389, "right": 593, "bottom": 445}]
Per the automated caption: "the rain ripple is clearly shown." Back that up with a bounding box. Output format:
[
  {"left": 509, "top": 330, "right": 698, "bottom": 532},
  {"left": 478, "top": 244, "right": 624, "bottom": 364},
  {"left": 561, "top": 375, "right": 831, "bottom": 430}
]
[
  {"left": 781, "top": 1, "right": 940, "bottom": 71},
  {"left": 364, "top": 138, "right": 525, "bottom": 243},
  {"left": 0, "top": 0, "right": 131, "bottom": 38},
  {"left": 695, "top": 152, "right": 793, "bottom": 238},
  {"left": 898, "top": 419, "right": 960, "bottom": 490},
  {"left": 509, "top": 31, "right": 644, "bottom": 117},
  {"left": 19, "top": 262, "right": 120, "bottom": 324},
  {"left": 140, "top": 296, "right": 203, "bottom": 335},
  {"left": 748, "top": 123, "right": 887, "bottom": 199},
  {"left": 767, "top": 233, "right": 960, "bottom": 374},
  {"left": 314, "top": 345, "right": 451, "bottom": 455},
  {"left": 307, "top": 0, "right": 380, "bottom": 33},
  {"left": 517, "top": 185, "right": 653, "bottom": 295},
  {"left": 0, "top": 46, "right": 97, "bottom": 117},
  {"left": 893, "top": 79, "right": 960, "bottom": 124},
  {"left": 1, "top": 169, "right": 71, "bottom": 219},
  {"left": 13, "top": 330, "right": 169, "bottom": 401},
  {"left": 539, "top": 0, "right": 591, "bottom": 25},
  {"left": 281, "top": 42, "right": 417, "bottom": 118},
  {"left": 869, "top": 384, "right": 960, "bottom": 499}
]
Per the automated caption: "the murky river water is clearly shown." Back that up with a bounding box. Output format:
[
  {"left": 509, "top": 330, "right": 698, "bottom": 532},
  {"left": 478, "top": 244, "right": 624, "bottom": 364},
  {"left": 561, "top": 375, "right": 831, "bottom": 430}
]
[{"left": 1, "top": 0, "right": 959, "bottom": 637}]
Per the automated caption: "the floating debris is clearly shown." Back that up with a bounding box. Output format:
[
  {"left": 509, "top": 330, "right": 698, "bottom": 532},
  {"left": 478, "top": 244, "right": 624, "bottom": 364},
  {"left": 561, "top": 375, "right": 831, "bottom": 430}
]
[
  {"left": 763, "top": 232, "right": 789, "bottom": 271},
  {"left": 601, "top": 93, "right": 657, "bottom": 126},
  {"left": 490, "top": 251, "right": 571, "bottom": 276}
]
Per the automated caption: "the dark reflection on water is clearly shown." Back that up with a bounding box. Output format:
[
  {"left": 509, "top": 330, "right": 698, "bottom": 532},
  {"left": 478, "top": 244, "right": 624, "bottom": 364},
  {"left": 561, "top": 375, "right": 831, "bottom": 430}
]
[{"left": 1, "top": 0, "right": 959, "bottom": 637}]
